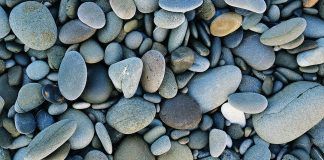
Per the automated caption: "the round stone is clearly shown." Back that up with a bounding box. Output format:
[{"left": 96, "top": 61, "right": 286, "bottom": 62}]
[
  {"left": 150, "top": 135, "right": 171, "bottom": 156},
  {"left": 0, "top": 6, "right": 10, "bottom": 39},
  {"left": 114, "top": 135, "right": 155, "bottom": 160},
  {"left": 141, "top": 50, "right": 166, "bottom": 93},
  {"left": 260, "top": 18, "right": 307, "bottom": 46},
  {"left": 48, "top": 103, "right": 68, "bottom": 116},
  {"left": 134, "top": 0, "right": 159, "bottom": 13},
  {"left": 15, "top": 113, "right": 36, "bottom": 134},
  {"left": 171, "top": 47, "right": 195, "bottom": 73},
  {"left": 159, "top": 0, "right": 203, "bottom": 12},
  {"left": 160, "top": 94, "right": 202, "bottom": 129},
  {"left": 108, "top": 57, "right": 143, "bottom": 98},
  {"left": 81, "top": 63, "right": 113, "bottom": 103},
  {"left": 77, "top": 2, "right": 105, "bottom": 29},
  {"left": 60, "top": 109, "right": 94, "bottom": 150},
  {"left": 228, "top": 92, "right": 268, "bottom": 114},
  {"left": 84, "top": 150, "right": 108, "bottom": 160},
  {"left": 125, "top": 31, "right": 143, "bottom": 49},
  {"left": 157, "top": 141, "right": 193, "bottom": 160},
  {"left": 104, "top": 42, "right": 123, "bottom": 65},
  {"left": 15, "top": 83, "right": 45, "bottom": 113},
  {"left": 232, "top": 34, "right": 275, "bottom": 71},
  {"left": 24, "top": 120, "right": 77, "bottom": 160},
  {"left": 210, "top": 12, "right": 242, "bottom": 37},
  {"left": 26, "top": 61, "right": 50, "bottom": 80},
  {"left": 209, "top": 129, "right": 227, "bottom": 157},
  {"left": 58, "top": 51, "right": 87, "bottom": 101},
  {"left": 188, "top": 130, "right": 208, "bottom": 149},
  {"left": 188, "top": 65, "right": 242, "bottom": 113},
  {"left": 154, "top": 9, "right": 185, "bottom": 29},
  {"left": 106, "top": 97, "right": 156, "bottom": 134},
  {"left": 110, "top": 0, "right": 136, "bottom": 19},
  {"left": 97, "top": 11, "right": 123, "bottom": 43},
  {"left": 59, "top": 19, "right": 96, "bottom": 44},
  {"left": 253, "top": 81, "right": 324, "bottom": 144},
  {"left": 243, "top": 144, "right": 271, "bottom": 160},
  {"left": 9, "top": 1, "right": 57, "bottom": 50},
  {"left": 80, "top": 39, "right": 104, "bottom": 64},
  {"left": 224, "top": 0, "right": 267, "bottom": 13}
]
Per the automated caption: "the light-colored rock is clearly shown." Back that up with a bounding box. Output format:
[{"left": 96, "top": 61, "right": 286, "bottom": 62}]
[
  {"left": 228, "top": 92, "right": 268, "bottom": 114},
  {"left": 110, "top": 0, "right": 136, "bottom": 19},
  {"left": 209, "top": 129, "right": 227, "bottom": 158},
  {"left": 77, "top": 2, "right": 106, "bottom": 29},
  {"left": 221, "top": 103, "right": 246, "bottom": 127},
  {"left": 95, "top": 122, "right": 113, "bottom": 154}
]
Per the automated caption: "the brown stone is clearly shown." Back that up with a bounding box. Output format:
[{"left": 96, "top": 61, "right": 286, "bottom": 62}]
[
  {"left": 210, "top": 12, "right": 242, "bottom": 37},
  {"left": 303, "top": 0, "right": 319, "bottom": 7}
]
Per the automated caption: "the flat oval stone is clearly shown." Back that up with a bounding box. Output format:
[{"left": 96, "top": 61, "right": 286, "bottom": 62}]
[
  {"left": 0, "top": 6, "right": 10, "bottom": 39},
  {"left": 59, "top": 109, "right": 94, "bottom": 150},
  {"left": 108, "top": 57, "right": 143, "bottom": 98},
  {"left": 59, "top": 19, "right": 96, "bottom": 44},
  {"left": 233, "top": 34, "right": 275, "bottom": 71},
  {"left": 97, "top": 12, "right": 123, "bottom": 43},
  {"left": 134, "top": 0, "right": 159, "bottom": 13},
  {"left": 9, "top": 1, "right": 57, "bottom": 50},
  {"left": 297, "top": 47, "right": 324, "bottom": 67},
  {"left": 26, "top": 61, "right": 50, "bottom": 80},
  {"left": 168, "top": 19, "right": 188, "bottom": 52},
  {"left": 144, "top": 126, "right": 166, "bottom": 143},
  {"left": 114, "top": 135, "right": 155, "bottom": 160},
  {"left": 243, "top": 144, "right": 271, "bottom": 160},
  {"left": 106, "top": 97, "right": 156, "bottom": 134},
  {"left": 157, "top": 141, "right": 193, "bottom": 160},
  {"left": 141, "top": 50, "right": 166, "bottom": 93},
  {"left": 58, "top": 51, "right": 87, "bottom": 101},
  {"left": 160, "top": 94, "right": 202, "bottom": 129},
  {"left": 228, "top": 92, "right": 268, "bottom": 114},
  {"left": 125, "top": 31, "right": 143, "bottom": 49},
  {"left": 210, "top": 12, "right": 242, "bottom": 37},
  {"left": 253, "top": 81, "right": 324, "bottom": 144},
  {"left": 260, "top": 18, "right": 307, "bottom": 46},
  {"left": 77, "top": 2, "right": 105, "bottom": 29},
  {"left": 188, "top": 65, "right": 242, "bottom": 113},
  {"left": 81, "top": 63, "right": 113, "bottom": 103},
  {"left": 36, "top": 110, "right": 54, "bottom": 130},
  {"left": 110, "top": 0, "right": 136, "bottom": 19},
  {"left": 224, "top": 0, "right": 267, "bottom": 13},
  {"left": 158, "top": 67, "right": 178, "bottom": 99},
  {"left": 159, "top": 0, "right": 203, "bottom": 12},
  {"left": 303, "top": 15, "right": 324, "bottom": 38},
  {"left": 104, "top": 42, "right": 123, "bottom": 65},
  {"left": 154, "top": 9, "right": 185, "bottom": 29},
  {"left": 80, "top": 39, "right": 104, "bottom": 64},
  {"left": 15, "top": 83, "right": 45, "bottom": 113},
  {"left": 95, "top": 123, "right": 113, "bottom": 154},
  {"left": 15, "top": 113, "right": 36, "bottom": 134},
  {"left": 150, "top": 135, "right": 171, "bottom": 156},
  {"left": 24, "top": 120, "right": 77, "bottom": 160},
  {"left": 209, "top": 129, "right": 227, "bottom": 157}
]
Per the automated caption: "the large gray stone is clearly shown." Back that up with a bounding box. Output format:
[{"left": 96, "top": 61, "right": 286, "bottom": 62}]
[
  {"left": 253, "top": 81, "right": 324, "bottom": 144},
  {"left": 15, "top": 83, "right": 45, "bottom": 113},
  {"left": 0, "top": 6, "right": 10, "bottom": 39}
]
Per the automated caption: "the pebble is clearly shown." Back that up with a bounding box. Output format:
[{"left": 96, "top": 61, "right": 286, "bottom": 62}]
[
  {"left": 154, "top": 9, "right": 185, "bottom": 29},
  {"left": 144, "top": 126, "right": 166, "bottom": 143},
  {"left": 160, "top": 94, "right": 202, "bottom": 129},
  {"left": 153, "top": 27, "right": 169, "bottom": 42},
  {"left": 303, "top": 0, "right": 319, "bottom": 7},
  {"left": 158, "top": 141, "right": 193, "bottom": 160},
  {"left": 197, "top": 0, "right": 216, "bottom": 21},
  {"left": 141, "top": 50, "right": 166, "bottom": 93},
  {"left": 42, "top": 142, "right": 70, "bottom": 160},
  {"left": 233, "top": 34, "right": 275, "bottom": 70},
  {"left": 228, "top": 92, "right": 268, "bottom": 114},
  {"left": 15, "top": 113, "right": 36, "bottom": 134},
  {"left": 104, "top": 42, "right": 123, "bottom": 65},
  {"left": 308, "top": 120, "right": 324, "bottom": 150},
  {"left": 171, "top": 130, "right": 190, "bottom": 140},
  {"left": 297, "top": 47, "right": 324, "bottom": 67},
  {"left": 0, "top": 148, "right": 10, "bottom": 160},
  {"left": 303, "top": 15, "right": 324, "bottom": 38},
  {"left": 158, "top": 67, "right": 178, "bottom": 99},
  {"left": 106, "top": 97, "right": 156, "bottom": 134},
  {"left": 224, "top": 0, "right": 266, "bottom": 13},
  {"left": 226, "top": 124, "right": 244, "bottom": 139},
  {"left": 168, "top": 19, "right": 188, "bottom": 52},
  {"left": 221, "top": 103, "right": 246, "bottom": 127},
  {"left": 188, "top": 130, "right": 209, "bottom": 149},
  {"left": 171, "top": 47, "right": 195, "bottom": 73},
  {"left": 110, "top": 0, "right": 136, "bottom": 19},
  {"left": 189, "top": 53, "right": 210, "bottom": 72},
  {"left": 253, "top": 81, "right": 324, "bottom": 144},
  {"left": 24, "top": 120, "right": 76, "bottom": 160},
  {"left": 97, "top": 11, "right": 123, "bottom": 43},
  {"left": 72, "top": 102, "right": 90, "bottom": 109},
  {"left": 114, "top": 135, "right": 155, "bottom": 160},
  {"left": 0, "top": 6, "right": 10, "bottom": 39},
  {"left": 276, "top": 67, "right": 303, "bottom": 81},
  {"left": 151, "top": 135, "right": 171, "bottom": 155},
  {"left": 59, "top": 19, "right": 96, "bottom": 44},
  {"left": 84, "top": 150, "right": 108, "bottom": 160},
  {"left": 242, "top": 13, "right": 263, "bottom": 30},
  {"left": 95, "top": 123, "right": 113, "bottom": 154},
  {"left": 188, "top": 65, "right": 242, "bottom": 113},
  {"left": 239, "top": 75, "right": 262, "bottom": 93},
  {"left": 80, "top": 39, "right": 104, "bottom": 64},
  {"left": 199, "top": 115, "right": 213, "bottom": 131},
  {"left": 260, "top": 18, "right": 307, "bottom": 46},
  {"left": 9, "top": 1, "right": 57, "bottom": 50},
  {"left": 159, "top": 0, "right": 203, "bottom": 12},
  {"left": 8, "top": 135, "right": 32, "bottom": 150},
  {"left": 134, "top": 0, "right": 159, "bottom": 13},
  {"left": 223, "top": 28, "right": 243, "bottom": 49},
  {"left": 26, "top": 61, "right": 50, "bottom": 81},
  {"left": 243, "top": 144, "right": 271, "bottom": 160},
  {"left": 36, "top": 110, "right": 54, "bottom": 130},
  {"left": 46, "top": 46, "right": 66, "bottom": 70},
  {"left": 108, "top": 57, "right": 143, "bottom": 98},
  {"left": 125, "top": 31, "right": 143, "bottom": 49},
  {"left": 77, "top": 2, "right": 105, "bottom": 29},
  {"left": 15, "top": 83, "right": 45, "bottom": 113},
  {"left": 0, "top": 127, "right": 12, "bottom": 148},
  {"left": 81, "top": 63, "right": 113, "bottom": 103},
  {"left": 209, "top": 129, "right": 227, "bottom": 157},
  {"left": 210, "top": 12, "right": 242, "bottom": 37},
  {"left": 239, "top": 139, "right": 253, "bottom": 154},
  {"left": 59, "top": 109, "right": 94, "bottom": 150},
  {"left": 42, "top": 84, "right": 65, "bottom": 104},
  {"left": 280, "top": 34, "right": 305, "bottom": 50},
  {"left": 58, "top": 51, "right": 87, "bottom": 101}
]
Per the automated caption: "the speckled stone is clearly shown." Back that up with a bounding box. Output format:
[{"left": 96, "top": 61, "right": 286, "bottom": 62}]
[
  {"left": 77, "top": 2, "right": 105, "bottom": 29},
  {"left": 134, "top": 0, "right": 159, "bottom": 13},
  {"left": 243, "top": 144, "right": 271, "bottom": 160},
  {"left": 154, "top": 9, "right": 185, "bottom": 29},
  {"left": 9, "top": 1, "right": 57, "bottom": 50},
  {"left": 98, "top": 11, "right": 123, "bottom": 43},
  {"left": 0, "top": 6, "right": 10, "bottom": 39},
  {"left": 224, "top": 0, "right": 267, "bottom": 13},
  {"left": 228, "top": 92, "right": 268, "bottom": 114},
  {"left": 59, "top": 19, "right": 96, "bottom": 44},
  {"left": 26, "top": 61, "right": 50, "bottom": 80},
  {"left": 110, "top": 0, "right": 136, "bottom": 19}
]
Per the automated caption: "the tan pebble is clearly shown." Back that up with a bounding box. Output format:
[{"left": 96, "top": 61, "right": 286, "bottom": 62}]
[
  {"left": 303, "top": 0, "right": 319, "bottom": 7},
  {"left": 210, "top": 12, "right": 242, "bottom": 37}
]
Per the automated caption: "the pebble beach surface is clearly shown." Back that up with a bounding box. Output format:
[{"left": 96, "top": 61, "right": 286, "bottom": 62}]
[{"left": 0, "top": 0, "right": 324, "bottom": 160}]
